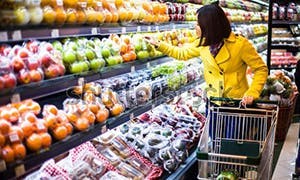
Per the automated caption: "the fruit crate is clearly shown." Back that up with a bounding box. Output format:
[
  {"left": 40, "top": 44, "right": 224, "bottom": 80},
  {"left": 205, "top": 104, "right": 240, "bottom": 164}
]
[{"left": 276, "top": 93, "right": 298, "bottom": 142}]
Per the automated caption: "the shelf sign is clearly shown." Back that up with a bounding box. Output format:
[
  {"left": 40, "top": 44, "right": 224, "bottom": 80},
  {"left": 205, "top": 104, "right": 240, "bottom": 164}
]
[
  {"left": 11, "top": 93, "right": 21, "bottom": 103},
  {"left": 147, "top": 26, "right": 151, "bottom": 32},
  {"left": 56, "top": 0, "right": 63, "bottom": 6},
  {"left": 137, "top": 26, "right": 141, "bottom": 32},
  {"left": 146, "top": 62, "right": 150, "bottom": 68},
  {"left": 131, "top": 66, "right": 135, "bottom": 72},
  {"left": 12, "top": 30, "right": 22, "bottom": 41},
  {"left": 101, "top": 125, "right": 107, "bottom": 133},
  {"left": 0, "top": 31, "right": 8, "bottom": 41},
  {"left": 155, "top": 26, "right": 159, "bottom": 31},
  {"left": 121, "top": 27, "right": 126, "bottom": 34},
  {"left": 0, "top": 160, "right": 6, "bottom": 172},
  {"left": 91, "top": 28, "right": 98, "bottom": 35},
  {"left": 15, "top": 164, "right": 25, "bottom": 177},
  {"left": 51, "top": 29, "right": 59, "bottom": 38},
  {"left": 172, "top": 24, "right": 176, "bottom": 30},
  {"left": 130, "top": 113, "right": 134, "bottom": 119},
  {"left": 78, "top": 77, "right": 84, "bottom": 86}
]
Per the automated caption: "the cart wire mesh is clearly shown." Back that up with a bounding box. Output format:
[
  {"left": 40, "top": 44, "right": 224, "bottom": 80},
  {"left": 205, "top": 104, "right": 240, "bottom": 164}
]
[{"left": 197, "top": 99, "right": 278, "bottom": 180}]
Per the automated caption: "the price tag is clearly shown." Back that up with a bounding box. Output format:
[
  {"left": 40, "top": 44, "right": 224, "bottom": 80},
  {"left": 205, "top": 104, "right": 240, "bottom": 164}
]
[
  {"left": 131, "top": 66, "right": 135, "bottom": 72},
  {"left": 121, "top": 27, "right": 126, "bottom": 34},
  {"left": 0, "top": 160, "right": 6, "bottom": 172},
  {"left": 79, "top": 2, "right": 87, "bottom": 8},
  {"left": 51, "top": 29, "right": 59, "bottom": 38},
  {"left": 130, "top": 113, "right": 134, "bottom": 119},
  {"left": 91, "top": 28, "right": 98, "bottom": 35},
  {"left": 146, "top": 62, "right": 150, "bottom": 68},
  {"left": 56, "top": 0, "right": 63, "bottom": 6},
  {"left": 36, "top": 122, "right": 45, "bottom": 131},
  {"left": 172, "top": 24, "right": 176, "bottom": 30},
  {"left": 11, "top": 94, "right": 21, "bottom": 103},
  {"left": 155, "top": 26, "right": 159, "bottom": 31},
  {"left": 147, "top": 26, "right": 151, "bottom": 32},
  {"left": 78, "top": 77, "right": 84, "bottom": 86},
  {"left": 137, "top": 26, "right": 141, "bottom": 32},
  {"left": 12, "top": 30, "right": 22, "bottom": 41},
  {"left": 97, "top": 2, "right": 102, "bottom": 6},
  {"left": 15, "top": 164, "right": 25, "bottom": 177},
  {"left": 101, "top": 125, "right": 107, "bottom": 134},
  {"left": 152, "top": 104, "right": 156, "bottom": 109},
  {"left": 0, "top": 31, "right": 8, "bottom": 41}
]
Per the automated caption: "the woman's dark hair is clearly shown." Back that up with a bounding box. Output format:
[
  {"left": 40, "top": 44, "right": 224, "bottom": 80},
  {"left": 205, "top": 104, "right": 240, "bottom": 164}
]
[{"left": 196, "top": 3, "right": 231, "bottom": 46}]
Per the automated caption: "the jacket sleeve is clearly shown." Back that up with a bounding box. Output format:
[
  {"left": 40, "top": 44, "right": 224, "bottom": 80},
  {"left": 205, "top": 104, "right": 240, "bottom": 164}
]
[
  {"left": 157, "top": 39, "right": 201, "bottom": 61},
  {"left": 241, "top": 38, "right": 268, "bottom": 99}
]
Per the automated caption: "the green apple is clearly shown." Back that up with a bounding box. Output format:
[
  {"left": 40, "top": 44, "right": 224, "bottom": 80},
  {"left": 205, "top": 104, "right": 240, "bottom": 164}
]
[
  {"left": 106, "top": 56, "right": 119, "bottom": 66},
  {"left": 76, "top": 50, "right": 86, "bottom": 61},
  {"left": 137, "top": 51, "right": 150, "bottom": 60},
  {"left": 52, "top": 41, "right": 63, "bottom": 52},
  {"left": 85, "top": 49, "right": 96, "bottom": 60},
  {"left": 134, "top": 41, "right": 142, "bottom": 52},
  {"left": 101, "top": 48, "right": 111, "bottom": 59},
  {"left": 67, "top": 41, "right": 78, "bottom": 51},
  {"left": 82, "top": 61, "right": 90, "bottom": 71},
  {"left": 90, "top": 58, "right": 105, "bottom": 70},
  {"left": 63, "top": 50, "right": 76, "bottom": 64},
  {"left": 69, "top": 62, "right": 84, "bottom": 74}
]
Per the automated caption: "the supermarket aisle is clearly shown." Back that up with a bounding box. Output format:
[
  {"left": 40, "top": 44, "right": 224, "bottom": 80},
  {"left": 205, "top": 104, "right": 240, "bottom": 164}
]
[{"left": 272, "top": 122, "right": 299, "bottom": 180}]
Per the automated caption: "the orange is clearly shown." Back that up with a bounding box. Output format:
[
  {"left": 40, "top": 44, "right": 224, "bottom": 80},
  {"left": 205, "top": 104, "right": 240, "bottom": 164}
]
[
  {"left": 95, "top": 108, "right": 109, "bottom": 123},
  {"left": 102, "top": 96, "right": 114, "bottom": 108},
  {"left": 88, "top": 104, "right": 100, "bottom": 114},
  {"left": 34, "top": 121, "right": 47, "bottom": 133},
  {"left": 20, "top": 120, "right": 34, "bottom": 138},
  {"left": 0, "top": 133, "right": 5, "bottom": 147},
  {"left": 24, "top": 112, "right": 37, "bottom": 123},
  {"left": 129, "top": 51, "right": 136, "bottom": 60},
  {"left": 142, "top": 2, "right": 152, "bottom": 12},
  {"left": 18, "top": 104, "right": 28, "bottom": 115},
  {"left": 64, "top": 123, "right": 73, "bottom": 135},
  {"left": 95, "top": 11, "right": 105, "bottom": 24},
  {"left": 75, "top": 118, "right": 89, "bottom": 131},
  {"left": 110, "top": 11, "right": 119, "bottom": 23},
  {"left": 120, "top": 43, "right": 128, "bottom": 54},
  {"left": 28, "top": 102, "right": 41, "bottom": 115},
  {"left": 84, "top": 92, "right": 95, "bottom": 102},
  {"left": 64, "top": 0, "right": 78, "bottom": 8},
  {"left": 66, "top": 113, "right": 78, "bottom": 123},
  {"left": 115, "top": 0, "right": 124, "bottom": 8},
  {"left": 53, "top": 126, "right": 68, "bottom": 140},
  {"left": 45, "top": 105, "right": 58, "bottom": 115},
  {"left": 152, "top": 2, "right": 160, "bottom": 15},
  {"left": 9, "top": 108, "right": 19, "bottom": 123},
  {"left": 0, "top": 108, "right": 10, "bottom": 121},
  {"left": 82, "top": 111, "right": 95, "bottom": 125},
  {"left": 44, "top": 114, "right": 57, "bottom": 129},
  {"left": 43, "top": 6, "right": 57, "bottom": 25},
  {"left": 122, "top": 53, "right": 132, "bottom": 62},
  {"left": 40, "top": 133, "right": 52, "bottom": 148},
  {"left": 104, "top": 10, "right": 112, "bottom": 23},
  {"left": 26, "top": 133, "right": 42, "bottom": 152},
  {"left": 0, "top": 119, "right": 11, "bottom": 134},
  {"left": 9, "top": 126, "right": 24, "bottom": 143},
  {"left": 66, "top": 8, "right": 77, "bottom": 24},
  {"left": 55, "top": 7, "right": 67, "bottom": 25},
  {"left": 2, "top": 145, "right": 15, "bottom": 163},
  {"left": 110, "top": 103, "right": 124, "bottom": 116},
  {"left": 118, "top": 7, "right": 128, "bottom": 22},
  {"left": 76, "top": 9, "right": 87, "bottom": 24},
  {"left": 101, "top": 0, "right": 109, "bottom": 9},
  {"left": 85, "top": 7, "right": 97, "bottom": 24},
  {"left": 12, "top": 143, "right": 26, "bottom": 160}
]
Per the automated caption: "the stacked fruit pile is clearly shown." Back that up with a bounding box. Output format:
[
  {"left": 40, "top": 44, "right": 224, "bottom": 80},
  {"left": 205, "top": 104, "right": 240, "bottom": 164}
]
[
  {"left": 271, "top": 51, "right": 299, "bottom": 68},
  {"left": 0, "top": 41, "right": 65, "bottom": 91}
]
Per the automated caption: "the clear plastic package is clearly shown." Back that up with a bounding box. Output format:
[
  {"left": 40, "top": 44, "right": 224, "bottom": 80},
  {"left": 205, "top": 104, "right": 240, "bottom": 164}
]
[
  {"left": 116, "top": 162, "right": 144, "bottom": 180},
  {"left": 126, "top": 156, "right": 151, "bottom": 176},
  {"left": 111, "top": 137, "right": 131, "bottom": 158},
  {"left": 97, "top": 148, "right": 121, "bottom": 166},
  {"left": 100, "top": 171, "right": 130, "bottom": 180}
]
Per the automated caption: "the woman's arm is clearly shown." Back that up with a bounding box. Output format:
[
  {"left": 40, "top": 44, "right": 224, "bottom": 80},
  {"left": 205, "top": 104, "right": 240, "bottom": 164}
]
[{"left": 241, "top": 39, "right": 268, "bottom": 99}]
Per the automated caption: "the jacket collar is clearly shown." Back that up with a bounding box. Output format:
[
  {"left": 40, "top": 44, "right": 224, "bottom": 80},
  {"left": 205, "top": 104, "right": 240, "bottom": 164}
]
[{"left": 225, "top": 32, "right": 236, "bottom": 42}]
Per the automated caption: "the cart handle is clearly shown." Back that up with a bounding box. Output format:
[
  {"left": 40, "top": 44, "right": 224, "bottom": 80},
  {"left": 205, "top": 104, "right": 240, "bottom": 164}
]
[{"left": 209, "top": 97, "right": 279, "bottom": 105}]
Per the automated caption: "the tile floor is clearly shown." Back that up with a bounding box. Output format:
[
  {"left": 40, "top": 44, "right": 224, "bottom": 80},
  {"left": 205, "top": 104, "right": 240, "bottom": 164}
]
[{"left": 272, "top": 123, "right": 299, "bottom": 180}]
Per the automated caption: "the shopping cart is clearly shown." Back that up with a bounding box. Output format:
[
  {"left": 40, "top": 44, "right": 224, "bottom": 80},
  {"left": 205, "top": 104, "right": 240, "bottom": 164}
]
[{"left": 197, "top": 97, "right": 279, "bottom": 180}]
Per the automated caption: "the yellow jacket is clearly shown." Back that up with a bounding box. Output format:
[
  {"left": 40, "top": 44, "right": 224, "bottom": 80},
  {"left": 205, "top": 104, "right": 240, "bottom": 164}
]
[{"left": 157, "top": 32, "right": 268, "bottom": 99}]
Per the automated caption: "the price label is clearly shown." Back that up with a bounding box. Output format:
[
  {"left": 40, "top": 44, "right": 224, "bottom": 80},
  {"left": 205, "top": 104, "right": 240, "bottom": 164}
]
[
  {"left": 0, "top": 160, "right": 6, "bottom": 172},
  {"left": 146, "top": 62, "right": 150, "bottom": 68},
  {"left": 78, "top": 77, "right": 84, "bottom": 86},
  {"left": 15, "top": 164, "right": 25, "bottom": 177},
  {"left": 131, "top": 66, "right": 135, "bottom": 72},
  {"left": 51, "top": 29, "right": 59, "bottom": 38},
  {"left": 12, "top": 30, "right": 22, "bottom": 41},
  {"left": 79, "top": 2, "right": 87, "bottom": 8},
  {"left": 121, "top": 27, "right": 126, "bottom": 34},
  {"left": 155, "top": 26, "right": 159, "bottom": 31},
  {"left": 130, "top": 113, "right": 134, "bottom": 119},
  {"left": 147, "top": 26, "right": 151, "bottom": 32},
  {"left": 172, "top": 24, "right": 176, "bottom": 30},
  {"left": 152, "top": 104, "right": 156, "bottom": 109},
  {"left": 0, "top": 32, "right": 8, "bottom": 41},
  {"left": 91, "top": 28, "right": 98, "bottom": 35},
  {"left": 11, "top": 93, "right": 21, "bottom": 103},
  {"left": 101, "top": 125, "right": 107, "bottom": 134},
  {"left": 56, "top": 0, "right": 63, "bottom": 6},
  {"left": 36, "top": 122, "right": 45, "bottom": 130},
  {"left": 97, "top": 2, "right": 102, "bottom": 6},
  {"left": 137, "top": 26, "right": 141, "bottom": 32}
]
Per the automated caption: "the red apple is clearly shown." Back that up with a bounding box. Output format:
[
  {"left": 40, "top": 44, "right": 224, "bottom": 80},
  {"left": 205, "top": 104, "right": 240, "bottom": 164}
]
[
  {"left": 57, "top": 64, "right": 65, "bottom": 76},
  {"left": 18, "top": 69, "right": 31, "bottom": 84},
  {"left": 12, "top": 56, "right": 25, "bottom": 73},
  {"left": 18, "top": 48, "right": 30, "bottom": 59},
  {"left": 0, "top": 57, "right": 12, "bottom": 75},
  {"left": 26, "top": 41, "right": 39, "bottom": 54},
  {"left": 3, "top": 73, "right": 17, "bottom": 89},
  {"left": 0, "top": 76, "right": 4, "bottom": 90},
  {"left": 44, "top": 64, "right": 59, "bottom": 78},
  {"left": 10, "top": 45, "right": 22, "bottom": 57},
  {"left": 41, "top": 42, "right": 54, "bottom": 52},
  {"left": 26, "top": 56, "right": 40, "bottom": 70},
  {"left": 29, "top": 69, "right": 43, "bottom": 82},
  {"left": 38, "top": 52, "right": 53, "bottom": 67}
]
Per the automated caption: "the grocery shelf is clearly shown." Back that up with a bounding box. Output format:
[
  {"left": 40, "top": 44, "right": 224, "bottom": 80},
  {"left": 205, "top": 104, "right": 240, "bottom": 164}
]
[
  {"left": 165, "top": 150, "right": 197, "bottom": 180},
  {"left": 0, "top": 56, "right": 172, "bottom": 106},
  {"left": 272, "top": 20, "right": 300, "bottom": 27},
  {"left": 231, "top": 21, "right": 268, "bottom": 26},
  {"left": 0, "top": 22, "right": 195, "bottom": 43},
  {"left": 107, "top": 78, "right": 205, "bottom": 129},
  {"left": 0, "top": 78, "right": 204, "bottom": 180},
  {"left": 270, "top": 66, "right": 297, "bottom": 70},
  {"left": 248, "top": 0, "right": 269, "bottom": 7},
  {"left": 0, "top": 121, "right": 106, "bottom": 180},
  {"left": 271, "top": 44, "right": 300, "bottom": 51}
]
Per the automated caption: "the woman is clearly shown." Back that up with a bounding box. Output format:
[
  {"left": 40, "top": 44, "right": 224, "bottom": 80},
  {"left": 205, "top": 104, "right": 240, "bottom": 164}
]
[{"left": 145, "top": 3, "right": 268, "bottom": 105}]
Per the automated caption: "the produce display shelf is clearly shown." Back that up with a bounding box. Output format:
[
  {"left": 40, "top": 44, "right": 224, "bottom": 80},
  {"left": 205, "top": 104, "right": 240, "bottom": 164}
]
[
  {"left": 272, "top": 20, "right": 300, "bottom": 26},
  {"left": 271, "top": 44, "right": 300, "bottom": 51},
  {"left": 0, "top": 78, "right": 204, "bottom": 180},
  {"left": 270, "top": 66, "right": 297, "bottom": 70},
  {"left": 165, "top": 149, "right": 197, "bottom": 180},
  {"left": 248, "top": 0, "right": 269, "bottom": 7},
  {"left": 231, "top": 21, "right": 267, "bottom": 26},
  {"left": 0, "top": 56, "right": 172, "bottom": 106},
  {"left": 248, "top": 33, "right": 268, "bottom": 39},
  {"left": 0, "top": 22, "right": 195, "bottom": 43}
]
